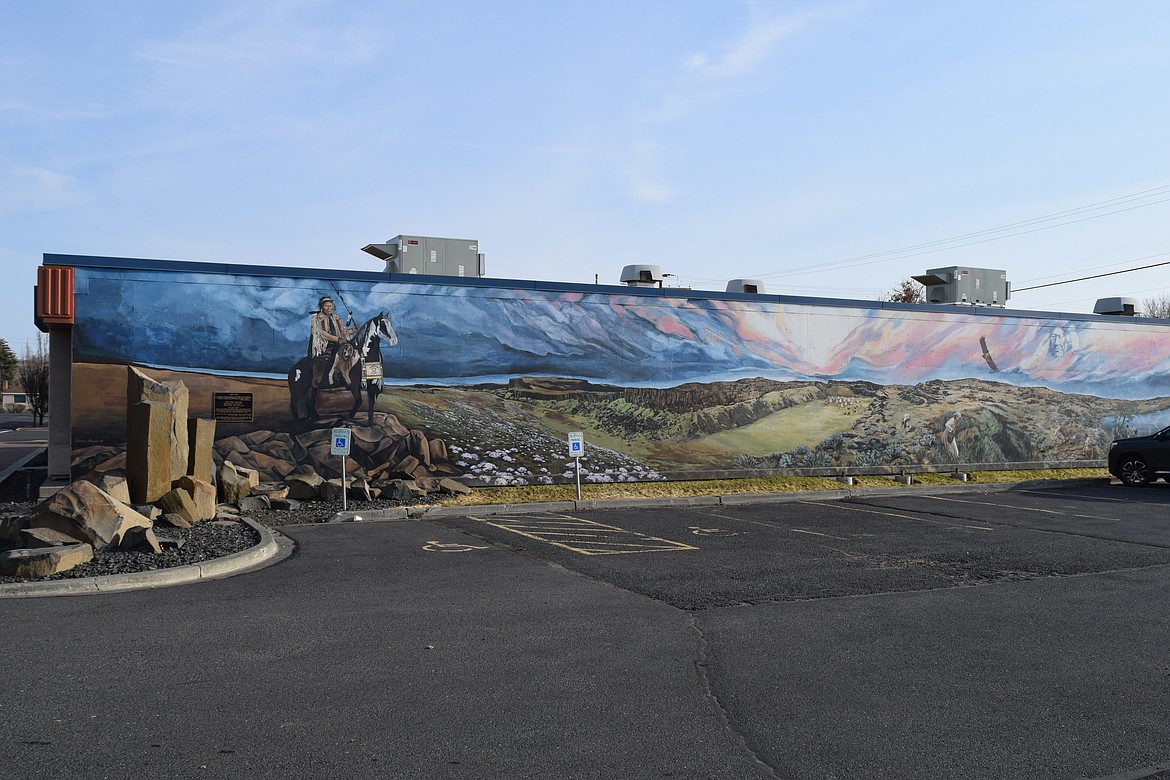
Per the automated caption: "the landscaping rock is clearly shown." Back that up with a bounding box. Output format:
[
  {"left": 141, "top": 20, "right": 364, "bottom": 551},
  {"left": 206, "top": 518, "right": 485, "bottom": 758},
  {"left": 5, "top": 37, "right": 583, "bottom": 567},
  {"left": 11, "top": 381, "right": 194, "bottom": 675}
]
[
  {"left": 156, "top": 487, "right": 201, "bottom": 525},
  {"left": 30, "top": 481, "right": 153, "bottom": 550},
  {"left": 438, "top": 478, "right": 472, "bottom": 496},
  {"left": 92, "top": 474, "right": 131, "bottom": 505},
  {"left": 122, "top": 526, "right": 163, "bottom": 554},
  {"left": 237, "top": 495, "right": 271, "bottom": 512},
  {"left": 18, "top": 526, "right": 80, "bottom": 548},
  {"left": 126, "top": 366, "right": 189, "bottom": 503},
  {"left": 0, "top": 543, "right": 94, "bottom": 578},
  {"left": 176, "top": 475, "right": 217, "bottom": 521},
  {"left": 285, "top": 471, "right": 323, "bottom": 500},
  {"left": 218, "top": 461, "right": 255, "bottom": 504},
  {"left": 156, "top": 512, "right": 195, "bottom": 530},
  {"left": 187, "top": 418, "right": 217, "bottom": 483}
]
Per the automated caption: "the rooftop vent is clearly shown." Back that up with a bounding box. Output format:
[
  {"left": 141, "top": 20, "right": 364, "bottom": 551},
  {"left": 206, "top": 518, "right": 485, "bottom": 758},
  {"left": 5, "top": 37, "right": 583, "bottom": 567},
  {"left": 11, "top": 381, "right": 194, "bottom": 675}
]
[
  {"left": 726, "top": 279, "right": 766, "bottom": 294},
  {"left": 620, "top": 264, "right": 664, "bottom": 288},
  {"left": 1093, "top": 296, "right": 1141, "bottom": 316}
]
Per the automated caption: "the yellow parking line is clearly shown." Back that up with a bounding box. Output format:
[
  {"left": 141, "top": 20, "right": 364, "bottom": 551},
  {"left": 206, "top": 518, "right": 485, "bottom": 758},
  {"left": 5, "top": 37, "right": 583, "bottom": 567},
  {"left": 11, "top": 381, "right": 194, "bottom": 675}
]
[
  {"left": 790, "top": 529, "right": 851, "bottom": 540},
  {"left": 469, "top": 514, "right": 697, "bottom": 556}
]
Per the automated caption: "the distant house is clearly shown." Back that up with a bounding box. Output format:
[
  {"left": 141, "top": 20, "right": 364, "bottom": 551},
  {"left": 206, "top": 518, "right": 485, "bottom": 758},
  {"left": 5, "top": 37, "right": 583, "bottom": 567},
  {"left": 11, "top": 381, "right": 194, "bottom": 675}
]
[{"left": 2, "top": 384, "right": 27, "bottom": 409}]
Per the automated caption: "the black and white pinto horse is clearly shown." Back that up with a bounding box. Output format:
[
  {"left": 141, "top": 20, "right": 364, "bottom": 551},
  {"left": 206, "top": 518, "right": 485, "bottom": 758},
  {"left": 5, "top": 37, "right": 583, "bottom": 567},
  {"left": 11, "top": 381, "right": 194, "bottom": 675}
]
[{"left": 288, "top": 312, "right": 398, "bottom": 425}]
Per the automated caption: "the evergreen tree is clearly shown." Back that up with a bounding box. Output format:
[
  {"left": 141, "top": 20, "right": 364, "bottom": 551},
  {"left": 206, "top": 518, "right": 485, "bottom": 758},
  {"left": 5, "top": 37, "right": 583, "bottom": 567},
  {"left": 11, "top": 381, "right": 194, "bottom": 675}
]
[{"left": 0, "top": 337, "right": 17, "bottom": 385}]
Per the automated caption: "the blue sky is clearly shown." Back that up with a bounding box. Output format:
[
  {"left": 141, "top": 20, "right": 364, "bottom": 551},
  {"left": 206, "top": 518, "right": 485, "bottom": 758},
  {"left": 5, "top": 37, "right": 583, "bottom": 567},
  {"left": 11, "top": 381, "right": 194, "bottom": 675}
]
[{"left": 3, "top": 1, "right": 1169, "bottom": 356}]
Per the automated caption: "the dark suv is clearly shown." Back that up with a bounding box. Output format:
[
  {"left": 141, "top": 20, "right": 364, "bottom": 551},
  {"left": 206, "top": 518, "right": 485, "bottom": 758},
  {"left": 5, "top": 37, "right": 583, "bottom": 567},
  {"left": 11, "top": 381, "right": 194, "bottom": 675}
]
[{"left": 1108, "top": 425, "right": 1170, "bottom": 486}]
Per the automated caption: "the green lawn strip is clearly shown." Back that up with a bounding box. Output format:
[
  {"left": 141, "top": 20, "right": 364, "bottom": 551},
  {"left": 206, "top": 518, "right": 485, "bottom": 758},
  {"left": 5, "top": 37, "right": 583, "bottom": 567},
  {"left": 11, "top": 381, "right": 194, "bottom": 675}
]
[{"left": 438, "top": 468, "right": 1110, "bottom": 506}]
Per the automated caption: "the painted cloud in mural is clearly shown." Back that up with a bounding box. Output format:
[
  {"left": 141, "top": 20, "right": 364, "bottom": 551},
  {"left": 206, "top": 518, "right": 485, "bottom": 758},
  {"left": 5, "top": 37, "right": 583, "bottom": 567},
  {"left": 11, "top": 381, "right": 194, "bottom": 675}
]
[{"left": 70, "top": 268, "right": 1170, "bottom": 400}]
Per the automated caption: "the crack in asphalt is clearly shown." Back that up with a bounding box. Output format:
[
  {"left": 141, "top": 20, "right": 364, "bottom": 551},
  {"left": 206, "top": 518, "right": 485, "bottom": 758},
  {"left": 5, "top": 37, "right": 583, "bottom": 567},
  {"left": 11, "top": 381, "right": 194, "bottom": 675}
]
[{"left": 689, "top": 613, "right": 786, "bottom": 780}]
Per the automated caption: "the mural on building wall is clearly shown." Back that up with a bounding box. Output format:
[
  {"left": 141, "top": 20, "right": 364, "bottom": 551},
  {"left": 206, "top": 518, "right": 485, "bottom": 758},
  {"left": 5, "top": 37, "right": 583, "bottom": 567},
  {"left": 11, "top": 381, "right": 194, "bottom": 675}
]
[{"left": 69, "top": 266, "right": 1170, "bottom": 486}]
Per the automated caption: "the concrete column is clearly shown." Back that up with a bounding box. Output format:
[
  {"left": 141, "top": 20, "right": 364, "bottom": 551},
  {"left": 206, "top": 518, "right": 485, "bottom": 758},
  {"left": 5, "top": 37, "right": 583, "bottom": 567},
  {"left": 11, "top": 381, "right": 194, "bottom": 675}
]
[{"left": 47, "top": 328, "right": 72, "bottom": 482}]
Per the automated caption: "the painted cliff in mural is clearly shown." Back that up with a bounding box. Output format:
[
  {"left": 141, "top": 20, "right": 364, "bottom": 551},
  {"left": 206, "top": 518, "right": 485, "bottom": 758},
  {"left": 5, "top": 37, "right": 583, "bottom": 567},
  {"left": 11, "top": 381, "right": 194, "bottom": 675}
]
[{"left": 68, "top": 265, "right": 1170, "bottom": 485}]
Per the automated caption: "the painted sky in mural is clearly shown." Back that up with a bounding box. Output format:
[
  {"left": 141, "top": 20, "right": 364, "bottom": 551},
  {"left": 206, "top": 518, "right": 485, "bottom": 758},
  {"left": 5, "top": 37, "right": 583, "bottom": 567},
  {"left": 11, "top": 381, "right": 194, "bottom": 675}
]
[{"left": 72, "top": 268, "right": 1170, "bottom": 399}]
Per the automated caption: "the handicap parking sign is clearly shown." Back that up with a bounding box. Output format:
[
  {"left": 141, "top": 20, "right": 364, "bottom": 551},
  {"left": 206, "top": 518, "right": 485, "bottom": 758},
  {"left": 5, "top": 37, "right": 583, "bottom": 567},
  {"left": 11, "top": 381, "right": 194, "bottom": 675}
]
[
  {"left": 568, "top": 431, "right": 584, "bottom": 458},
  {"left": 330, "top": 427, "right": 352, "bottom": 456}
]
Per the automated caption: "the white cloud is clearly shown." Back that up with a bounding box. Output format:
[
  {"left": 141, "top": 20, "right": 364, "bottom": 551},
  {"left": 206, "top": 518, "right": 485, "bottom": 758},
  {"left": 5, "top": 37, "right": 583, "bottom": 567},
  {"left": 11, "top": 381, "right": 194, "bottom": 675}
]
[
  {"left": 0, "top": 165, "right": 90, "bottom": 216},
  {"left": 627, "top": 3, "right": 862, "bottom": 202},
  {"left": 134, "top": 0, "right": 381, "bottom": 110},
  {"left": 627, "top": 139, "right": 677, "bottom": 203},
  {"left": 685, "top": 11, "right": 809, "bottom": 80}
]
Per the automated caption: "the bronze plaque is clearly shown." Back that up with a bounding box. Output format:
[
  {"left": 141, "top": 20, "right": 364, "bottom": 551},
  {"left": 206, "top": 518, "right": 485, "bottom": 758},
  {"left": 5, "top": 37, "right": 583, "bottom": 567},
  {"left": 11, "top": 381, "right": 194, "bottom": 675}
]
[{"left": 213, "top": 392, "right": 254, "bottom": 423}]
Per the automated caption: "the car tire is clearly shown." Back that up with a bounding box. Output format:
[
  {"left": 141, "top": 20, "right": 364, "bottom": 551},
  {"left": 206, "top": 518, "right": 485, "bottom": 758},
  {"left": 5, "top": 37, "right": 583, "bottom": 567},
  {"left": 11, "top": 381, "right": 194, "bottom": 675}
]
[{"left": 1119, "top": 456, "right": 1151, "bottom": 487}]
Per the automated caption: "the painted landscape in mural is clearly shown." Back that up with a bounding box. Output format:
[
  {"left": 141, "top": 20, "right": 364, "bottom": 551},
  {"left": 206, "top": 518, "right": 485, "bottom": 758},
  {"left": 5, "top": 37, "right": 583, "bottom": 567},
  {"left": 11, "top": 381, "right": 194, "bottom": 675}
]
[{"left": 69, "top": 266, "right": 1170, "bottom": 485}]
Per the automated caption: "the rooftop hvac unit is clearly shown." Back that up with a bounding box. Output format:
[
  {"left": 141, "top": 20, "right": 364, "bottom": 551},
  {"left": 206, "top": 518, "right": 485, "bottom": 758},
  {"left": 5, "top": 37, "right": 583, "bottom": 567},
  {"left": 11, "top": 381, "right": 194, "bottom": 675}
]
[
  {"left": 911, "top": 266, "right": 1010, "bottom": 307},
  {"left": 726, "top": 279, "right": 766, "bottom": 294},
  {"left": 1093, "top": 296, "right": 1141, "bottom": 316},
  {"left": 362, "top": 235, "right": 485, "bottom": 277},
  {"left": 620, "top": 264, "right": 664, "bottom": 287}
]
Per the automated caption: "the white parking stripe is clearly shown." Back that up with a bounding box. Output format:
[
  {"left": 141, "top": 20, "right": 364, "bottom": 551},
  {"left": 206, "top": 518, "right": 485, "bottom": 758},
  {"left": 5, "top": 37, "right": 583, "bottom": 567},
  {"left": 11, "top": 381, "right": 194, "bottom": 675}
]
[{"left": 920, "top": 494, "right": 1119, "bottom": 522}]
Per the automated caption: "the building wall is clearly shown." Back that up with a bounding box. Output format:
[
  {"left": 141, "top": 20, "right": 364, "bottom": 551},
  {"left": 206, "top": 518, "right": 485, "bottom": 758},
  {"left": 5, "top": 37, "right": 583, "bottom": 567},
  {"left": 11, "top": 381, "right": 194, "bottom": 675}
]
[{"left": 57, "top": 255, "right": 1170, "bottom": 486}]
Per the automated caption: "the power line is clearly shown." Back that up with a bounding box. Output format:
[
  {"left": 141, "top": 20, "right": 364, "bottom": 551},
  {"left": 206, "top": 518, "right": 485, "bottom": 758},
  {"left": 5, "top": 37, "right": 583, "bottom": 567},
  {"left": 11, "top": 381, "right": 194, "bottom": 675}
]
[
  {"left": 1013, "top": 261, "right": 1170, "bottom": 293},
  {"left": 1016, "top": 251, "right": 1170, "bottom": 285},
  {"left": 683, "top": 184, "right": 1170, "bottom": 284}
]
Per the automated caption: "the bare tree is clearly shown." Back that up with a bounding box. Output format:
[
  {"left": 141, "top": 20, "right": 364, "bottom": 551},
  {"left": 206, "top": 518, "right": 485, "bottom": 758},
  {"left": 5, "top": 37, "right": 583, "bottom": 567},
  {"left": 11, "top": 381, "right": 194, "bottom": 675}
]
[
  {"left": 1142, "top": 293, "right": 1170, "bottom": 318},
  {"left": 17, "top": 335, "right": 49, "bottom": 425},
  {"left": 880, "top": 278, "right": 926, "bottom": 303}
]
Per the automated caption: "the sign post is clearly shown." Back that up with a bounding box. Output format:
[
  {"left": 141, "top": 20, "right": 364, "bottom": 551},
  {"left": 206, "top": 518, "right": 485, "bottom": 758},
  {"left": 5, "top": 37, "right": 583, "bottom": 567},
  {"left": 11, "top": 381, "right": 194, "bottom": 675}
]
[
  {"left": 330, "top": 427, "right": 352, "bottom": 512},
  {"left": 567, "top": 432, "right": 585, "bottom": 501}
]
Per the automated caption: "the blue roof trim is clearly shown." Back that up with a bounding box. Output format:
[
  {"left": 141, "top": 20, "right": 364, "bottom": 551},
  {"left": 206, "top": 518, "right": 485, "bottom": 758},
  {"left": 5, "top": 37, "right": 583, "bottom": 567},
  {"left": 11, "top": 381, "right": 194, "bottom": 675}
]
[{"left": 43, "top": 252, "right": 1169, "bottom": 326}]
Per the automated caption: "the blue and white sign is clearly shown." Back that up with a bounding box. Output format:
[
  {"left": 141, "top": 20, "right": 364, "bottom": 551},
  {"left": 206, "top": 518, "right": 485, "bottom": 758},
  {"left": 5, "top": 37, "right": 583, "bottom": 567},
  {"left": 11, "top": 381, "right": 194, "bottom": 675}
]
[
  {"left": 568, "top": 431, "right": 584, "bottom": 458},
  {"left": 330, "top": 427, "right": 352, "bottom": 456}
]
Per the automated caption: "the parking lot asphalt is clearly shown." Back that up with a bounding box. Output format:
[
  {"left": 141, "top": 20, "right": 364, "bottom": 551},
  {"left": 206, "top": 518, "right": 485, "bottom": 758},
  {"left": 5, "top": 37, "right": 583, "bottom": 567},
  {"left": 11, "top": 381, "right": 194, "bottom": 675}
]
[{"left": 3, "top": 482, "right": 1170, "bottom": 779}]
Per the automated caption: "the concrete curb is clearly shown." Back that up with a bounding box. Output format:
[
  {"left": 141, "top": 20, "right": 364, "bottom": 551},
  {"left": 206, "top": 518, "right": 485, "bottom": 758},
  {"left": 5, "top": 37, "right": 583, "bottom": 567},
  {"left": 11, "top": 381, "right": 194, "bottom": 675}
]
[
  {"left": 0, "top": 518, "right": 292, "bottom": 599},
  {"left": 407, "top": 477, "right": 1115, "bottom": 518}
]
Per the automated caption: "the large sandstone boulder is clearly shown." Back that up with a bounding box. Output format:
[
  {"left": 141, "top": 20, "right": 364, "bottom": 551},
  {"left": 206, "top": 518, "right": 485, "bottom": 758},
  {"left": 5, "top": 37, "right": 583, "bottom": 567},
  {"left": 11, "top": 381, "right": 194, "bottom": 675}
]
[
  {"left": 122, "top": 526, "right": 163, "bottom": 554},
  {"left": 19, "top": 527, "right": 81, "bottom": 548},
  {"left": 438, "top": 478, "right": 471, "bottom": 496},
  {"left": 285, "top": 469, "right": 324, "bottom": 500},
  {"left": 156, "top": 488, "right": 200, "bottom": 525},
  {"left": 91, "top": 474, "right": 131, "bottom": 505},
  {"left": 252, "top": 483, "right": 290, "bottom": 501},
  {"left": 176, "top": 475, "right": 217, "bottom": 521},
  {"left": 126, "top": 367, "right": 189, "bottom": 503},
  {"left": 218, "top": 461, "right": 259, "bottom": 504},
  {"left": 0, "top": 515, "right": 20, "bottom": 545},
  {"left": 30, "top": 481, "right": 153, "bottom": 550},
  {"left": 320, "top": 479, "right": 347, "bottom": 502},
  {"left": 385, "top": 479, "right": 426, "bottom": 502},
  {"left": 187, "top": 418, "right": 217, "bottom": 483},
  {"left": 0, "top": 543, "right": 94, "bottom": 578}
]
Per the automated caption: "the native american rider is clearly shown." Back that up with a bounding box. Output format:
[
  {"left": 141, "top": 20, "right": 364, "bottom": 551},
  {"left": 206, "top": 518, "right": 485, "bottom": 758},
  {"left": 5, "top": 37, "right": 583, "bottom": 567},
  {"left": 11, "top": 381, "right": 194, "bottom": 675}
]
[{"left": 307, "top": 296, "right": 357, "bottom": 386}]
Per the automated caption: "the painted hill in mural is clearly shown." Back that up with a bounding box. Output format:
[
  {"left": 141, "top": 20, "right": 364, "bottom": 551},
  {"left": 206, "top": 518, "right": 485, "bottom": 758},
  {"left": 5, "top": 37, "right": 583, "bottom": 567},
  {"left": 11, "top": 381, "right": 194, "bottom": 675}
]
[
  {"left": 71, "top": 363, "right": 1168, "bottom": 486},
  {"left": 383, "top": 375, "right": 1167, "bottom": 478}
]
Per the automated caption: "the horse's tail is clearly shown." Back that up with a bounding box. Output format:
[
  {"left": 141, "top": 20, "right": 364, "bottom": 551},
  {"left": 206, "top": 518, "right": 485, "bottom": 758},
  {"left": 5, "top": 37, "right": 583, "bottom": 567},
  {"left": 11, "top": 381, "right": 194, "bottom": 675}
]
[{"left": 288, "top": 358, "right": 311, "bottom": 421}]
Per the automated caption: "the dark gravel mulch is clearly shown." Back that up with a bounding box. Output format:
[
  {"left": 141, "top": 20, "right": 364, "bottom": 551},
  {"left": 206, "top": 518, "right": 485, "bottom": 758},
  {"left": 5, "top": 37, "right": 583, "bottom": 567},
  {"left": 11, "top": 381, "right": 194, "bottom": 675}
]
[
  {"left": 0, "top": 460, "right": 263, "bottom": 585},
  {"left": 0, "top": 462, "right": 448, "bottom": 584},
  {"left": 244, "top": 493, "right": 447, "bottom": 527},
  {"left": 0, "top": 520, "right": 260, "bottom": 584}
]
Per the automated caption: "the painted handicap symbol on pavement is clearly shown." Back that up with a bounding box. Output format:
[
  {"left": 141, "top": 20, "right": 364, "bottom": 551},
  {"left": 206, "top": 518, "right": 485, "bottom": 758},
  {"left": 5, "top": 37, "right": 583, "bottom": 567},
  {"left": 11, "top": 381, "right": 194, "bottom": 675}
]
[
  {"left": 688, "top": 526, "right": 741, "bottom": 537},
  {"left": 423, "top": 540, "right": 491, "bottom": 553}
]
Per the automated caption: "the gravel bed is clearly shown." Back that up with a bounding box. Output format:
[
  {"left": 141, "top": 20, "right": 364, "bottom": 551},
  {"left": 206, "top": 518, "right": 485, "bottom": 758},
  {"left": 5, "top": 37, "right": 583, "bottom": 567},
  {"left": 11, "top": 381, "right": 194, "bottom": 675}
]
[
  {"left": 244, "top": 493, "right": 447, "bottom": 527},
  {"left": 0, "top": 520, "right": 260, "bottom": 584},
  {"left": 0, "top": 463, "right": 448, "bottom": 584}
]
